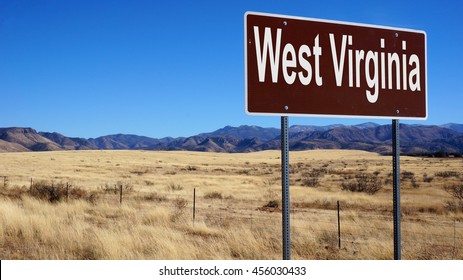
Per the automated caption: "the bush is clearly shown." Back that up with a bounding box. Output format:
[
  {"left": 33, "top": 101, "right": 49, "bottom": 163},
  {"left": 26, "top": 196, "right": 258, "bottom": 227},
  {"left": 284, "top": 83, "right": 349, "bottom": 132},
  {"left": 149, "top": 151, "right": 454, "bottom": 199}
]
[
  {"left": 101, "top": 182, "right": 133, "bottom": 194},
  {"left": 423, "top": 173, "right": 433, "bottom": 183},
  {"left": 101, "top": 183, "right": 118, "bottom": 194},
  {"left": 118, "top": 181, "right": 134, "bottom": 191},
  {"left": 302, "top": 169, "right": 325, "bottom": 188},
  {"left": 263, "top": 200, "right": 279, "bottom": 208},
  {"left": 411, "top": 177, "right": 420, "bottom": 189},
  {"left": 170, "top": 197, "right": 188, "bottom": 222},
  {"left": 303, "top": 176, "right": 320, "bottom": 187},
  {"left": 30, "top": 181, "right": 89, "bottom": 203},
  {"left": 142, "top": 192, "right": 167, "bottom": 202},
  {"left": 204, "top": 191, "right": 223, "bottom": 199},
  {"left": 401, "top": 171, "right": 419, "bottom": 188},
  {"left": 29, "top": 181, "right": 59, "bottom": 202},
  {"left": 130, "top": 168, "right": 150, "bottom": 176},
  {"left": 444, "top": 183, "right": 463, "bottom": 212},
  {"left": 401, "top": 171, "right": 415, "bottom": 180},
  {"left": 436, "top": 171, "right": 460, "bottom": 178},
  {"left": 186, "top": 166, "right": 198, "bottom": 171},
  {"left": 444, "top": 183, "right": 463, "bottom": 201},
  {"left": 167, "top": 183, "right": 183, "bottom": 191},
  {"left": 341, "top": 173, "right": 382, "bottom": 195}
]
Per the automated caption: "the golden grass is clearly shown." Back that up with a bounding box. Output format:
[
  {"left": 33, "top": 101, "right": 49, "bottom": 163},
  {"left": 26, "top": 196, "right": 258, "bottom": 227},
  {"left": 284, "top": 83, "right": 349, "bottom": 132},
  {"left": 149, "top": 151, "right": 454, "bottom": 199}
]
[{"left": 0, "top": 149, "right": 462, "bottom": 259}]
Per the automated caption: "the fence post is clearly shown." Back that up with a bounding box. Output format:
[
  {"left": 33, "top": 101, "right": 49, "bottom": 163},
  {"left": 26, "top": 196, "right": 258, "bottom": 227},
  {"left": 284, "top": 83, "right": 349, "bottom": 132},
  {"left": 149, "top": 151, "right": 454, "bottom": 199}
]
[
  {"left": 193, "top": 188, "right": 196, "bottom": 226},
  {"left": 453, "top": 213, "right": 457, "bottom": 259},
  {"left": 66, "top": 182, "right": 70, "bottom": 202},
  {"left": 337, "top": 200, "right": 341, "bottom": 249},
  {"left": 119, "top": 184, "right": 123, "bottom": 206},
  {"left": 250, "top": 208, "right": 253, "bottom": 230}
]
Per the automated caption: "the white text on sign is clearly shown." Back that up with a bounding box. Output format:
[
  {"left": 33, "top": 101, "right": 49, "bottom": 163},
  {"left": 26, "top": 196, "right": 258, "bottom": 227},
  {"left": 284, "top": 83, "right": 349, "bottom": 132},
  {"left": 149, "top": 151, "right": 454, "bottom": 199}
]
[{"left": 253, "top": 27, "right": 422, "bottom": 104}]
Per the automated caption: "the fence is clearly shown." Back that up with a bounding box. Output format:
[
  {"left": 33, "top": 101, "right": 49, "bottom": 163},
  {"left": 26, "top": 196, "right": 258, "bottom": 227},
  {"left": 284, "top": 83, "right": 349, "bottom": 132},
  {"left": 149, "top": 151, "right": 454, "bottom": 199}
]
[{"left": 1, "top": 177, "right": 462, "bottom": 259}]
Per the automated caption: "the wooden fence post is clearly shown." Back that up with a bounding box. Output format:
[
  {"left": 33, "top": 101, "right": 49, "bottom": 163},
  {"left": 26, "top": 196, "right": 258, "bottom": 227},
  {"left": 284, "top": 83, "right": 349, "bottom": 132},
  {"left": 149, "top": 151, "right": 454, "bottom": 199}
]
[
  {"left": 119, "top": 184, "right": 123, "bottom": 206},
  {"left": 193, "top": 188, "right": 196, "bottom": 226},
  {"left": 66, "top": 182, "right": 70, "bottom": 202},
  {"left": 337, "top": 200, "right": 341, "bottom": 249}
]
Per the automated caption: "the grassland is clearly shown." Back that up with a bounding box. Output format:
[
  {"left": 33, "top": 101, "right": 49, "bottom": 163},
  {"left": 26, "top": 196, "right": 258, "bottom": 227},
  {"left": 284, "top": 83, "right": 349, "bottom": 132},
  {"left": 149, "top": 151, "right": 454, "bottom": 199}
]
[{"left": 0, "top": 149, "right": 462, "bottom": 259}]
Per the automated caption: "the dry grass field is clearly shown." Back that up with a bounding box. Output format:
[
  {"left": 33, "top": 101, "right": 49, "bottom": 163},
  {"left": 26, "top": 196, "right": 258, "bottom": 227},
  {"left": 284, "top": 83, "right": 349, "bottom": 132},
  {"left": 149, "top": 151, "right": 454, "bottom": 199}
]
[{"left": 0, "top": 149, "right": 462, "bottom": 259}]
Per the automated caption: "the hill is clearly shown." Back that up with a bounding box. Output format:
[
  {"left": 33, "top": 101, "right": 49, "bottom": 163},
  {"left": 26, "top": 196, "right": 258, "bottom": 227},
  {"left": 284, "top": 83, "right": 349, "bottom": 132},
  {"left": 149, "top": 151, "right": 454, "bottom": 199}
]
[{"left": 1, "top": 123, "right": 462, "bottom": 155}]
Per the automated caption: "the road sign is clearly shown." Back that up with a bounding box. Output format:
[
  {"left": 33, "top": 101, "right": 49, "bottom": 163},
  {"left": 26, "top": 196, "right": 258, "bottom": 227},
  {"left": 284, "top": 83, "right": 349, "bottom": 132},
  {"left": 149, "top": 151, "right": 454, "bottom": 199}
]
[{"left": 245, "top": 12, "right": 427, "bottom": 119}]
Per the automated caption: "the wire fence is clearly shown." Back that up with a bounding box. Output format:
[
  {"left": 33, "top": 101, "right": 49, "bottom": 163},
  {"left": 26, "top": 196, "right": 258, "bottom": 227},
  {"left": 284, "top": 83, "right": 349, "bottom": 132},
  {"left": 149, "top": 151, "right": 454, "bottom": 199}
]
[
  {"left": 1, "top": 177, "right": 463, "bottom": 259},
  {"left": 151, "top": 188, "right": 463, "bottom": 258}
]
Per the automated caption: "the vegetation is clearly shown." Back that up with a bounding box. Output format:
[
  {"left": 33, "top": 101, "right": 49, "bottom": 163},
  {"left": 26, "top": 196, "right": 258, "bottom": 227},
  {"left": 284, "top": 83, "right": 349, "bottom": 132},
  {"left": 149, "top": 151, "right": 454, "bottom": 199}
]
[
  {"left": 0, "top": 150, "right": 462, "bottom": 259},
  {"left": 444, "top": 181, "right": 463, "bottom": 212},
  {"left": 341, "top": 173, "right": 382, "bottom": 195},
  {"left": 204, "top": 191, "right": 223, "bottom": 199}
]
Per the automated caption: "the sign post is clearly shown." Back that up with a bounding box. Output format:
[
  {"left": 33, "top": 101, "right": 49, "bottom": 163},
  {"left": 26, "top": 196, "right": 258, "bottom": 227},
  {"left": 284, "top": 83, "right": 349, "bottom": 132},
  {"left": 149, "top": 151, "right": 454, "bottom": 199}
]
[
  {"left": 245, "top": 11, "right": 427, "bottom": 260},
  {"left": 281, "top": 116, "right": 290, "bottom": 260},
  {"left": 392, "top": 119, "right": 401, "bottom": 259}
]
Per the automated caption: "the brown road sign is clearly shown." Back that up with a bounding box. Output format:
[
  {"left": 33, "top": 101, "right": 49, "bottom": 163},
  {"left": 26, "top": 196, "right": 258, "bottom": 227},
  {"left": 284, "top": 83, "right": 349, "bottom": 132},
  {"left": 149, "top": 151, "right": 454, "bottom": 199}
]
[{"left": 245, "top": 12, "right": 427, "bottom": 119}]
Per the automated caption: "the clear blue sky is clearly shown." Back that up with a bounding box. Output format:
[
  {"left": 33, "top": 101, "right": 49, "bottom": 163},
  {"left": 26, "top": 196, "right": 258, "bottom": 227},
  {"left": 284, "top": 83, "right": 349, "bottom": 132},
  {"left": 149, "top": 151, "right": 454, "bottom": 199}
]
[{"left": 1, "top": 0, "right": 462, "bottom": 138}]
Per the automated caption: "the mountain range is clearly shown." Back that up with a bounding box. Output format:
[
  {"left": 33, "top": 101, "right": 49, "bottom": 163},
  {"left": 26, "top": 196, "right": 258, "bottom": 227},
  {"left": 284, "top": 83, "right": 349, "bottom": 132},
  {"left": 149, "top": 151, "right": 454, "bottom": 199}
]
[{"left": 1, "top": 123, "right": 463, "bottom": 155}]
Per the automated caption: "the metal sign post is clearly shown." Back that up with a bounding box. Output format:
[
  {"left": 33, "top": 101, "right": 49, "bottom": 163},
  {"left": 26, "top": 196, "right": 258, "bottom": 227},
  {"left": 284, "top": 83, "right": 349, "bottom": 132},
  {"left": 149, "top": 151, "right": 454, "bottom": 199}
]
[
  {"left": 392, "top": 119, "right": 401, "bottom": 260},
  {"left": 281, "top": 116, "right": 291, "bottom": 260}
]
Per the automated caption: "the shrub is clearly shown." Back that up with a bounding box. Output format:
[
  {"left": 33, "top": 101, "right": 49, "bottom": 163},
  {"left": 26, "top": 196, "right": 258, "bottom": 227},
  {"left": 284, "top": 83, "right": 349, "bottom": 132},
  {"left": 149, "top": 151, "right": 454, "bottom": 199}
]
[
  {"left": 204, "top": 191, "right": 223, "bottom": 199},
  {"left": 444, "top": 183, "right": 463, "bottom": 201},
  {"left": 101, "top": 183, "right": 118, "bottom": 194},
  {"left": 30, "top": 181, "right": 89, "bottom": 203},
  {"left": 167, "top": 183, "right": 183, "bottom": 191},
  {"left": 341, "top": 173, "right": 382, "bottom": 195},
  {"left": 130, "top": 168, "right": 150, "bottom": 176},
  {"left": 423, "top": 173, "right": 433, "bottom": 183},
  {"left": 263, "top": 200, "right": 279, "bottom": 208},
  {"left": 401, "top": 171, "right": 415, "bottom": 180},
  {"left": 436, "top": 171, "right": 460, "bottom": 178},
  {"left": 400, "top": 171, "right": 420, "bottom": 188},
  {"left": 1, "top": 176, "right": 8, "bottom": 188},
  {"left": 142, "top": 192, "right": 167, "bottom": 202},
  {"left": 411, "top": 177, "right": 420, "bottom": 189},
  {"left": 302, "top": 168, "right": 325, "bottom": 188},
  {"left": 170, "top": 197, "right": 188, "bottom": 222},
  {"left": 117, "top": 181, "right": 134, "bottom": 191},
  {"left": 262, "top": 178, "right": 278, "bottom": 200},
  {"left": 144, "top": 180, "right": 155, "bottom": 186},
  {"left": 444, "top": 183, "right": 463, "bottom": 212},
  {"left": 186, "top": 166, "right": 198, "bottom": 171},
  {"left": 302, "top": 176, "right": 320, "bottom": 188}
]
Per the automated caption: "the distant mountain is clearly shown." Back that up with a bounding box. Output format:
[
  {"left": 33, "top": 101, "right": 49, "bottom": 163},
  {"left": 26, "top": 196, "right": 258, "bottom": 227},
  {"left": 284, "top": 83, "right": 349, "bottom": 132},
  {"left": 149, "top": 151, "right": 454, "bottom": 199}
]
[
  {"left": 39, "top": 132, "right": 96, "bottom": 150},
  {"left": 0, "top": 139, "right": 29, "bottom": 152},
  {"left": 288, "top": 124, "right": 344, "bottom": 133},
  {"left": 288, "top": 122, "right": 380, "bottom": 134},
  {"left": 353, "top": 122, "right": 381, "bottom": 129},
  {"left": 1, "top": 123, "right": 462, "bottom": 155},
  {"left": 199, "top": 125, "right": 280, "bottom": 141},
  {"left": 0, "top": 128, "right": 62, "bottom": 151},
  {"left": 441, "top": 123, "right": 463, "bottom": 132},
  {"left": 88, "top": 134, "right": 162, "bottom": 150}
]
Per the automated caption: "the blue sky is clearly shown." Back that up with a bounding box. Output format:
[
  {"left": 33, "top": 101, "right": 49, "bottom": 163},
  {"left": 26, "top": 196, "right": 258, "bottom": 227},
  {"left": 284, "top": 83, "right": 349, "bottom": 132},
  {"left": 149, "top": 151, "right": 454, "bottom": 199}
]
[{"left": 0, "top": 0, "right": 462, "bottom": 138}]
